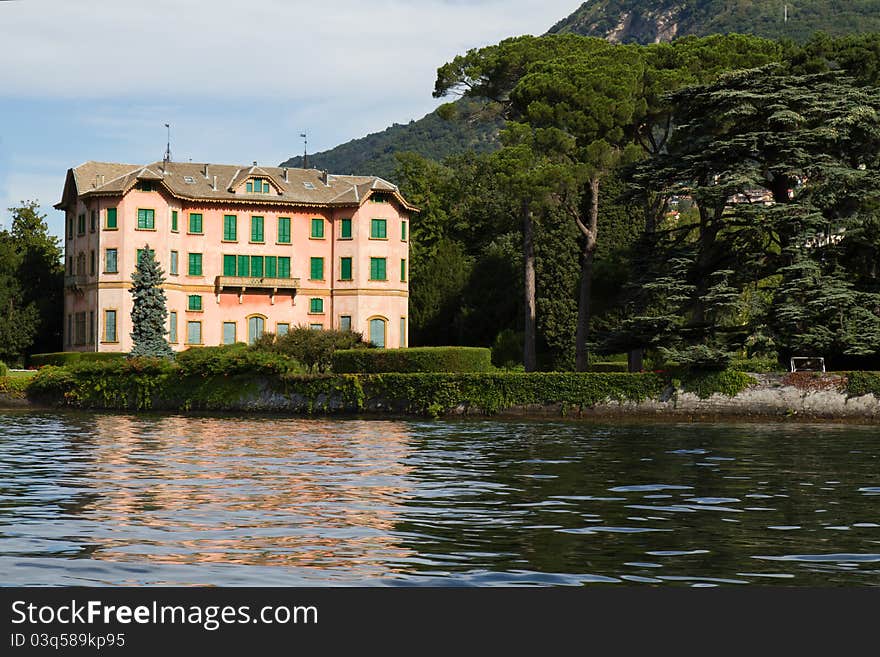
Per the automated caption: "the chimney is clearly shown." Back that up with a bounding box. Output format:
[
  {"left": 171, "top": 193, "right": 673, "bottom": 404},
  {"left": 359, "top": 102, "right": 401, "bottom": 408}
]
[
  {"left": 212, "top": 175, "right": 217, "bottom": 191},
  {"left": 283, "top": 168, "right": 288, "bottom": 182},
  {"left": 253, "top": 161, "right": 257, "bottom": 167},
  {"left": 203, "top": 164, "right": 209, "bottom": 179},
  {"left": 321, "top": 170, "right": 330, "bottom": 186}
]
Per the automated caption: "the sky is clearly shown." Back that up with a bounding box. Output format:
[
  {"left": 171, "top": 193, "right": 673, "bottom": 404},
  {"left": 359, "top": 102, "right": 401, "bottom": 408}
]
[{"left": 0, "top": 0, "right": 579, "bottom": 239}]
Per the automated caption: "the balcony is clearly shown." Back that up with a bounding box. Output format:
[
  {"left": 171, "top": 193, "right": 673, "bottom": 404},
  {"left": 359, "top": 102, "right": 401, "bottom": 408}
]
[
  {"left": 214, "top": 276, "right": 300, "bottom": 294},
  {"left": 65, "top": 274, "right": 88, "bottom": 292}
]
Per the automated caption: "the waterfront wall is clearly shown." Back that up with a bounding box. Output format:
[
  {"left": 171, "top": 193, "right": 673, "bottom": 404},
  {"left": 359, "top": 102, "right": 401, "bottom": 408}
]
[{"left": 12, "top": 369, "right": 880, "bottom": 420}]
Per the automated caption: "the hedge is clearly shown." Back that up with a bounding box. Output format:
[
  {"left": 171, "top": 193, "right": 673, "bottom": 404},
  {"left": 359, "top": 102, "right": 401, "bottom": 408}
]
[
  {"left": 29, "top": 352, "right": 126, "bottom": 368},
  {"left": 332, "top": 347, "right": 492, "bottom": 373}
]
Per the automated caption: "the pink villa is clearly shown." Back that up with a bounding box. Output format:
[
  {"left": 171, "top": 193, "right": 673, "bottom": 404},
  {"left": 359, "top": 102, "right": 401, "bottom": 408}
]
[{"left": 55, "top": 161, "right": 416, "bottom": 352}]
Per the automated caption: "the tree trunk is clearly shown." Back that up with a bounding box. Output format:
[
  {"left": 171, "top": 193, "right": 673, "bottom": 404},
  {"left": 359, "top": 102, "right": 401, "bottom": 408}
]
[
  {"left": 575, "top": 177, "right": 600, "bottom": 372},
  {"left": 523, "top": 201, "right": 537, "bottom": 372}
]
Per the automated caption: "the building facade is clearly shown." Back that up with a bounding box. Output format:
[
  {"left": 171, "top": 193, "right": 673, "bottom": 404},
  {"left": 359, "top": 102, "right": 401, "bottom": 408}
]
[{"left": 56, "top": 161, "right": 415, "bottom": 352}]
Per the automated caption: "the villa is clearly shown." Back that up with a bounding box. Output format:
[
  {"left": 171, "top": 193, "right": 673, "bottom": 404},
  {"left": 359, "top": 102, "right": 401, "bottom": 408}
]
[{"left": 55, "top": 161, "right": 415, "bottom": 352}]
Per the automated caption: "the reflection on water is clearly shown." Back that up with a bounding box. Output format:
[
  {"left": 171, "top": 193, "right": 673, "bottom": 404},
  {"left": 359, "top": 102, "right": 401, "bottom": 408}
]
[{"left": 0, "top": 413, "right": 879, "bottom": 586}]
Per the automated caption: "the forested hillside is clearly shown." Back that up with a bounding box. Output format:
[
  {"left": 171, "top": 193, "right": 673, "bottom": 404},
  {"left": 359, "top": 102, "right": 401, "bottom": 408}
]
[{"left": 549, "top": 1, "right": 880, "bottom": 44}]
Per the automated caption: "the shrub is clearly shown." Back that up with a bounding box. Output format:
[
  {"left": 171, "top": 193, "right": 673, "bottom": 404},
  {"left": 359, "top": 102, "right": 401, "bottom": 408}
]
[
  {"left": 0, "top": 361, "right": 8, "bottom": 377},
  {"left": 29, "top": 352, "right": 125, "bottom": 368},
  {"left": 491, "top": 329, "right": 522, "bottom": 368},
  {"left": 729, "top": 356, "right": 782, "bottom": 373},
  {"left": 589, "top": 362, "right": 628, "bottom": 373},
  {"left": 677, "top": 369, "right": 757, "bottom": 399},
  {"left": 255, "top": 327, "right": 369, "bottom": 373},
  {"left": 332, "top": 346, "right": 492, "bottom": 373},
  {"left": 845, "top": 371, "right": 880, "bottom": 397},
  {"left": 175, "top": 343, "right": 304, "bottom": 377}
]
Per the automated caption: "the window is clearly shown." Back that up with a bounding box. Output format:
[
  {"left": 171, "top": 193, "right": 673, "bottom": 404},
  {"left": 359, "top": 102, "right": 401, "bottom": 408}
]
[
  {"left": 170, "top": 250, "right": 178, "bottom": 275},
  {"left": 247, "top": 316, "right": 265, "bottom": 344},
  {"left": 223, "top": 322, "right": 236, "bottom": 345},
  {"left": 401, "top": 258, "right": 406, "bottom": 282},
  {"left": 106, "top": 208, "right": 117, "bottom": 229},
  {"left": 277, "top": 323, "right": 289, "bottom": 336},
  {"left": 340, "top": 316, "right": 352, "bottom": 332},
  {"left": 278, "top": 256, "right": 291, "bottom": 279},
  {"left": 77, "top": 213, "right": 86, "bottom": 235},
  {"left": 340, "top": 257, "right": 352, "bottom": 281},
  {"left": 251, "top": 216, "right": 264, "bottom": 242},
  {"left": 137, "top": 209, "right": 155, "bottom": 230},
  {"left": 371, "top": 218, "right": 387, "bottom": 239},
  {"left": 311, "top": 218, "right": 324, "bottom": 238},
  {"left": 187, "top": 321, "right": 202, "bottom": 345},
  {"left": 246, "top": 178, "right": 270, "bottom": 194},
  {"left": 67, "top": 216, "right": 74, "bottom": 239},
  {"left": 188, "top": 252, "right": 203, "bottom": 276},
  {"left": 401, "top": 220, "right": 407, "bottom": 240},
  {"left": 310, "top": 298, "right": 324, "bottom": 314},
  {"left": 251, "top": 255, "right": 263, "bottom": 277},
  {"left": 369, "top": 318, "right": 386, "bottom": 348},
  {"left": 171, "top": 210, "right": 178, "bottom": 232},
  {"left": 188, "top": 295, "right": 202, "bottom": 311},
  {"left": 77, "top": 252, "right": 86, "bottom": 275},
  {"left": 105, "top": 249, "right": 117, "bottom": 273},
  {"left": 223, "top": 254, "right": 236, "bottom": 276},
  {"left": 169, "top": 312, "right": 177, "bottom": 343},
  {"left": 370, "top": 257, "right": 386, "bottom": 281},
  {"left": 237, "top": 255, "right": 250, "bottom": 277},
  {"left": 67, "top": 256, "right": 73, "bottom": 275},
  {"left": 104, "top": 310, "right": 117, "bottom": 343},
  {"left": 89, "top": 311, "right": 95, "bottom": 344},
  {"left": 73, "top": 312, "right": 84, "bottom": 345},
  {"left": 370, "top": 193, "right": 386, "bottom": 203},
  {"left": 90, "top": 250, "right": 96, "bottom": 276},
  {"left": 67, "top": 314, "right": 72, "bottom": 345},
  {"left": 137, "top": 180, "right": 154, "bottom": 192},
  {"left": 90, "top": 210, "right": 96, "bottom": 232},
  {"left": 400, "top": 317, "right": 406, "bottom": 347},
  {"left": 223, "top": 215, "right": 237, "bottom": 241},
  {"left": 310, "top": 257, "right": 324, "bottom": 280},
  {"left": 265, "top": 256, "right": 277, "bottom": 278},
  {"left": 277, "top": 217, "right": 291, "bottom": 243},
  {"left": 340, "top": 218, "right": 352, "bottom": 239},
  {"left": 189, "top": 213, "right": 203, "bottom": 234},
  {"left": 310, "top": 323, "right": 323, "bottom": 331}
]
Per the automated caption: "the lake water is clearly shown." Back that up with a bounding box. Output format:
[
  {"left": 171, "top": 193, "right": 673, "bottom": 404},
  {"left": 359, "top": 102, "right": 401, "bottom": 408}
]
[{"left": 1, "top": 413, "right": 878, "bottom": 586}]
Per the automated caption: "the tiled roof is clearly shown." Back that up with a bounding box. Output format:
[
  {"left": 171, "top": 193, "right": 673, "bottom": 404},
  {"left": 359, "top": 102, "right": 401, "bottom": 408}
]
[{"left": 57, "top": 161, "right": 417, "bottom": 211}]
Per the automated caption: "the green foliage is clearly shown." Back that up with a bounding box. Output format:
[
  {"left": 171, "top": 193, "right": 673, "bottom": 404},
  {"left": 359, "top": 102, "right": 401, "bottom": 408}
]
[
  {"left": 729, "top": 356, "right": 783, "bottom": 373},
  {"left": 252, "top": 327, "right": 368, "bottom": 373},
  {"left": 0, "top": 374, "right": 31, "bottom": 398},
  {"left": 844, "top": 371, "right": 880, "bottom": 397},
  {"left": 332, "top": 347, "right": 493, "bottom": 374},
  {"left": 0, "top": 361, "right": 8, "bottom": 377},
  {"left": 677, "top": 369, "right": 757, "bottom": 399},
  {"left": 29, "top": 352, "right": 126, "bottom": 368},
  {"left": 129, "top": 246, "right": 173, "bottom": 358},
  {"left": 176, "top": 343, "right": 306, "bottom": 377},
  {"left": 491, "top": 329, "right": 523, "bottom": 368}
]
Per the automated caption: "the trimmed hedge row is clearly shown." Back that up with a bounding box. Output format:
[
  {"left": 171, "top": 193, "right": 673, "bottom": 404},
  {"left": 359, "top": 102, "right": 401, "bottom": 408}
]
[
  {"left": 332, "top": 347, "right": 492, "bottom": 373},
  {"left": 29, "top": 352, "right": 126, "bottom": 368}
]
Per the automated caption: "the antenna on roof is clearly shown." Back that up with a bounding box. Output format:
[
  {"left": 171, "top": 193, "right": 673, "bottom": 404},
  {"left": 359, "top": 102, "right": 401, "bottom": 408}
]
[
  {"left": 163, "top": 123, "right": 172, "bottom": 165},
  {"left": 300, "top": 132, "right": 308, "bottom": 169}
]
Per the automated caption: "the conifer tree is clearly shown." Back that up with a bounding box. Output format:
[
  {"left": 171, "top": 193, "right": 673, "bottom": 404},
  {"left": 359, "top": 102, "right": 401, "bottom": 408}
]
[{"left": 129, "top": 245, "right": 172, "bottom": 358}]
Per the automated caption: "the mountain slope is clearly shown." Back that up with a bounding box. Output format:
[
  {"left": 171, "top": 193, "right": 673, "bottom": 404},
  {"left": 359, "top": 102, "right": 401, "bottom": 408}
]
[
  {"left": 281, "top": 1, "right": 880, "bottom": 178},
  {"left": 549, "top": 1, "right": 880, "bottom": 44}
]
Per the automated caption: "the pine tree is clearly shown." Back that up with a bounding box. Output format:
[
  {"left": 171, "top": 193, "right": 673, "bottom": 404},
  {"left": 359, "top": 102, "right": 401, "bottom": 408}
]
[{"left": 129, "top": 245, "right": 172, "bottom": 358}]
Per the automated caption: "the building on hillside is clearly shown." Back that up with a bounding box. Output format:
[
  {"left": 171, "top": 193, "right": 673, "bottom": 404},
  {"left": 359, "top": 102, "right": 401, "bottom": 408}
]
[{"left": 55, "top": 161, "right": 416, "bottom": 352}]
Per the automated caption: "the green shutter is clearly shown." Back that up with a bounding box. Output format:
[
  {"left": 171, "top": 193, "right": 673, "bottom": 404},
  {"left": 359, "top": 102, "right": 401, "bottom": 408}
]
[
  {"left": 223, "top": 215, "right": 237, "bottom": 241},
  {"left": 106, "top": 208, "right": 117, "bottom": 229},
  {"left": 341, "top": 218, "right": 352, "bottom": 239},
  {"left": 401, "top": 258, "right": 406, "bottom": 282},
  {"left": 188, "top": 295, "right": 202, "bottom": 311},
  {"left": 251, "top": 256, "right": 263, "bottom": 277},
  {"left": 371, "top": 219, "right": 386, "bottom": 239},
  {"left": 278, "top": 257, "right": 290, "bottom": 279},
  {"left": 277, "top": 217, "right": 291, "bottom": 243},
  {"left": 251, "top": 216, "right": 264, "bottom": 242},
  {"left": 188, "top": 253, "right": 202, "bottom": 276},
  {"left": 401, "top": 220, "right": 407, "bottom": 240},
  {"left": 311, "top": 218, "right": 324, "bottom": 238},
  {"left": 171, "top": 210, "right": 178, "bottom": 231},
  {"left": 265, "top": 256, "right": 277, "bottom": 278},
  {"left": 223, "top": 255, "right": 236, "bottom": 276},
  {"left": 238, "top": 255, "right": 250, "bottom": 277},
  {"left": 370, "top": 257, "right": 386, "bottom": 280},
  {"left": 340, "top": 257, "right": 352, "bottom": 280},
  {"left": 137, "top": 209, "right": 155, "bottom": 229},
  {"left": 310, "top": 298, "right": 324, "bottom": 313},
  {"left": 246, "top": 182, "right": 253, "bottom": 193},
  {"left": 189, "top": 213, "right": 202, "bottom": 233},
  {"left": 310, "top": 257, "right": 323, "bottom": 280}
]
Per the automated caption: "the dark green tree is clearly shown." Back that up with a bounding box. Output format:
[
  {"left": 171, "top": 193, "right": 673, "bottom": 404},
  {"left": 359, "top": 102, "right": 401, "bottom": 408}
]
[{"left": 129, "top": 245, "right": 172, "bottom": 358}]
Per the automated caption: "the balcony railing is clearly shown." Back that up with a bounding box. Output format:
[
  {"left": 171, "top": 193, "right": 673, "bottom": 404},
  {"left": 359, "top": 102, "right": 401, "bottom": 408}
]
[
  {"left": 214, "top": 276, "right": 300, "bottom": 293},
  {"left": 65, "top": 274, "right": 88, "bottom": 290}
]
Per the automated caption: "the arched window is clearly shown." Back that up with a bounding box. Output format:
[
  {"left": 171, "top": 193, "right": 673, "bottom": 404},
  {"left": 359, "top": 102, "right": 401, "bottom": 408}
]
[
  {"left": 247, "top": 315, "right": 266, "bottom": 345},
  {"left": 369, "top": 317, "right": 387, "bottom": 348}
]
